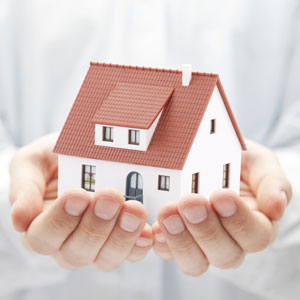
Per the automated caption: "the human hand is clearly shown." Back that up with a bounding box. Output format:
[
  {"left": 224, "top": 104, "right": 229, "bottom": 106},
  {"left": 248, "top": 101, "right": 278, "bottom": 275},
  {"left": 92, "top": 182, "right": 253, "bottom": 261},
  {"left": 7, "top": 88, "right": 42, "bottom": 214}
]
[
  {"left": 10, "top": 133, "right": 152, "bottom": 270},
  {"left": 152, "top": 139, "right": 292, "bottom": 276}
]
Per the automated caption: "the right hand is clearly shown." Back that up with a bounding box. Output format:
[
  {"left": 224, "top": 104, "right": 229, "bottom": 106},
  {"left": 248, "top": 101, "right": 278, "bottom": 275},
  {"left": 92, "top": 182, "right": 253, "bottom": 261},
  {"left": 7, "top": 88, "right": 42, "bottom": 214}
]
[{"left": 9, "top": 132, "right": 153, "bottom": 270}]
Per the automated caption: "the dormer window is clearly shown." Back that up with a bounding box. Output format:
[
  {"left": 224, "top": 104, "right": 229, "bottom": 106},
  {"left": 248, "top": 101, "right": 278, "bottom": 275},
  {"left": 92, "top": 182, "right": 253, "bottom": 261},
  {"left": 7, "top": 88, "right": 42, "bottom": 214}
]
[
  {"left": 129, "top": 130, "right": 140, "bottom": 145},
  {"left": 210, "top": 119, "right": 216, "bottom": 134},
  {"left": 93, "top": 82, "right": 173, "bottom": 151},
  {"left": 103, "top": 126, "right": 113, "bottom": 142}
]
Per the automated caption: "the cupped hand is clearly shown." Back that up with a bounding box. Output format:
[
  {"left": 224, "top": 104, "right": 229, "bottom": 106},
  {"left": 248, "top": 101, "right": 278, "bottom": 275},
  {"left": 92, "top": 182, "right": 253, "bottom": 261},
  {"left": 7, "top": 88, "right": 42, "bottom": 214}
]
[
  {"left": 152, "top": 140, "right": 292, "bottom": 276},
  {"left": 10, "top": 133, "right": 153, "bottom": 270}
]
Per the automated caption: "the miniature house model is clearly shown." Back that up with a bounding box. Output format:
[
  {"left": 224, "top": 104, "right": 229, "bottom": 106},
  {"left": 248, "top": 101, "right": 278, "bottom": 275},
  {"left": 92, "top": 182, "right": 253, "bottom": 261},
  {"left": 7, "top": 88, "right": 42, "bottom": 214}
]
[{"left": 54, "top": 63, "right": 246, "bottom": 222}]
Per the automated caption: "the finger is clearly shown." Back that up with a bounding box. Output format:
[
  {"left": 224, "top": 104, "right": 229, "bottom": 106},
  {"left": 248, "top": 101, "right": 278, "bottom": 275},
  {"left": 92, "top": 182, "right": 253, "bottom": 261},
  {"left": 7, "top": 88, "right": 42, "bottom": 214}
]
[
  {"left": 127, "top": 223, "right": 153, "bottom": 262},
  {"left": 25, "top": 188, "right": 90, "bottom": 255},
  {"left": 94, "top": 200, "right": 147, "bottom": 271},
  {"left": 152, "top": 221, "right": 173, "bottom": 261},
  {"left": 55, "top": 189, "right": 124, "bottom": 268},
  {"left": 158, "top": 203, "right": 209, "bottom": 276},
  {"left": 178, "top": 194, "right": 244, "bottom": 269},
  {"left": 211, "top": 189, "right": 276, "bottom": 252},
  {"left": 242, "top": 141, "right": 292, "bottom": 220},
  {"left": 256, "top": 174, "right": 290, "bottom": 221}
]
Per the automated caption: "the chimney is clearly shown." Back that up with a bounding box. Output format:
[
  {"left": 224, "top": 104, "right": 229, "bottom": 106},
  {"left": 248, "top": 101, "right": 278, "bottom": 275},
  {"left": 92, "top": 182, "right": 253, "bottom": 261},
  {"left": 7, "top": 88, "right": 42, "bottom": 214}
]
[{"left": 182, "top": 64, "right": 192, "bottom": 86}]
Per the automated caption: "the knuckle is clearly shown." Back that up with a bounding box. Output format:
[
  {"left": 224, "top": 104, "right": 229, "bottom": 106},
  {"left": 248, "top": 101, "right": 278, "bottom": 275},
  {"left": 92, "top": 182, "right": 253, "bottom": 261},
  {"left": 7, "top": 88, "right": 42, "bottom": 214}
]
[
  {"left": 127, "top": 247, "right": 150, "bottom": 263},
  {"left": 195, "top": 226, "right": 221, "bottom": 245},
  {"left": 171, "top": 238, "right": 196, "bottom": 255},
  {"left": 48, "top": 214, "right": 75, "bottom": 233},
  {"left": 246, "top": 235, "right": 272, "bottom": 252},
  {"left": 25, "top": 233, "right": 55, "bottom": 255},
  {"left": 78, "top": 223, "right": 107, "bottom": 245},
  {"left": 110, "top": 235, "right": 134, "bottom": 250},
  {"left": 153, "top": 245, "right": 173, "bottom": 261},
  {"left": 228, "top": 216, "right": 251, "bottom": 235},
  {"left": 59, "top": 250, "right": 91, "bottom": 268},
  {"left": 213, "top": 251, "right": 245, "bottom": 269}
]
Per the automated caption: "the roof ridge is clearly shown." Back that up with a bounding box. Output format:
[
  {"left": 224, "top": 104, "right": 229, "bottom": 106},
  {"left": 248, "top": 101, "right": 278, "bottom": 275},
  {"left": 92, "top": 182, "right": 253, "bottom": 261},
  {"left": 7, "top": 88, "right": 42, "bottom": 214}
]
[{"left": 90, "top": 62, "right": 219, "bottom": 78}]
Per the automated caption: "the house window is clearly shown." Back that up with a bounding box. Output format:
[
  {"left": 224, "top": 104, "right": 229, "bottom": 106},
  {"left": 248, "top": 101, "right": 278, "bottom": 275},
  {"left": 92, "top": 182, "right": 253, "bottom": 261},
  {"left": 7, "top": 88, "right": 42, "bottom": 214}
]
[
  {"left": 210, "top": 119, "right": 216, "bottom": 134},
  {"left": 158, "top": 175, "right": 170, "bottom": 191},
  {"left": 82, "top": 165, "right": 96, "bottom": 192},
  {"left": 103, "top": 126, "right": 113, "bottom": 142},
  {"left": 129, "top": 129, "right": 140, "bottom": 145},
  {"left": 191, "top": 172, "right": 199, "bottom": 193},
  {"left": 222, "top": 163, "right": 230, "bottom": 188}
]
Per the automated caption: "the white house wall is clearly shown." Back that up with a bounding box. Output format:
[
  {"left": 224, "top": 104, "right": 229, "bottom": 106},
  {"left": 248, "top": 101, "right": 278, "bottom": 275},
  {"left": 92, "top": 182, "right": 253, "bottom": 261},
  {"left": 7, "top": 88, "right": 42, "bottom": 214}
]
[
  {"left": 58, "top": 154, "right": 181, "bottom": 224},
  {"left": 181, "top": 86, "right": 242, "bottom": 199},
  {"left": 94, "top": 111, "right": 163, "bottom": 151}
]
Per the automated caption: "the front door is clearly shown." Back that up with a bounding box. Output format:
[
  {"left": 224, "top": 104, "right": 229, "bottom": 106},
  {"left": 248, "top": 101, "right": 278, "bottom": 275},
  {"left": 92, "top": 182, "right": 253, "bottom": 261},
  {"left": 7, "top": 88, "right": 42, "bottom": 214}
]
[{"left": 126, "top": 172, "right": 143, "bottom": 203}]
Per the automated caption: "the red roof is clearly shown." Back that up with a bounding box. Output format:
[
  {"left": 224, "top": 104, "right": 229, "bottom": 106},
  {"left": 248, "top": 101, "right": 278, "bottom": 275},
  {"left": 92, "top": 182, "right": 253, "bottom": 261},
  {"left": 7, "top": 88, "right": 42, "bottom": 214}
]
[
  {"left": 92, "top": 82, "right": 174, "bottom": 129},
  {"left": 54, "top": 62, "right": 246, "bottom": 170}
]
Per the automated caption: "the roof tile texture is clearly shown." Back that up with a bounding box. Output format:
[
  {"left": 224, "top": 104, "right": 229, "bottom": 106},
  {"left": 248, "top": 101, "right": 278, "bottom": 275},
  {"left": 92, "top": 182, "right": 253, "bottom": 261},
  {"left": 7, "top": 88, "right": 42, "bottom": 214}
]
[
  {"left": 54, "top": 63, "right": 245, "bottom": 170},
  {"left": 92, "top": 82, "right": 174, "bottom": 129}
]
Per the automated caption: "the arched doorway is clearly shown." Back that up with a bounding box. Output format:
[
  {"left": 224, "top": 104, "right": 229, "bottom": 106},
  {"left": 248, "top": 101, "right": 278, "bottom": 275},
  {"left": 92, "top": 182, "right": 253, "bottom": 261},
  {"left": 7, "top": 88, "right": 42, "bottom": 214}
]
[{"left": 125, "top": 172, "right": 143, "bottom": 203}]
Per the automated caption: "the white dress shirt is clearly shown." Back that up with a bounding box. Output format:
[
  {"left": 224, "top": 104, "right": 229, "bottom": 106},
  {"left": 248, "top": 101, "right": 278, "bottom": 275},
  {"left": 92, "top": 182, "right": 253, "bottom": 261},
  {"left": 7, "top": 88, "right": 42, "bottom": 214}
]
[{"left": 0, "top": 0, "right": 300, "bottom": 299}]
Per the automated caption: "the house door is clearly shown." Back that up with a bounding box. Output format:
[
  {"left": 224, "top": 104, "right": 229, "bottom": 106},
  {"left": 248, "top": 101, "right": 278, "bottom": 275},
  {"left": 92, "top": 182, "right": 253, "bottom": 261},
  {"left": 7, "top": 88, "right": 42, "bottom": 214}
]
[{"left": 126, "top": 172, "right": 143, "bottom": 203}]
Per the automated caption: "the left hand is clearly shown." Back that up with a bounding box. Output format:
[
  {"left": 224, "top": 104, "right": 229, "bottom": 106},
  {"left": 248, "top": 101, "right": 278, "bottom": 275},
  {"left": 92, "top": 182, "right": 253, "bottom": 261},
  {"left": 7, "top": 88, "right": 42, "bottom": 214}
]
[{"left": 152, "top": 140, "right": 292, "bottom": 276}]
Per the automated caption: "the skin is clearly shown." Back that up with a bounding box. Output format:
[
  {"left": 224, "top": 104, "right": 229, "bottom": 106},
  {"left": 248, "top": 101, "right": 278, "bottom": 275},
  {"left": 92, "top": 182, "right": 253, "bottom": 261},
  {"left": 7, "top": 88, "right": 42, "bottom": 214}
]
[
  {"left": 10, "top": 133, "right": 153, "bottom": 270},
  {"left": 153, "top": 140, "right": 292, "bottom": 276},
  {"left": 10, "top": 134, "right": 292, "bottom": 275}
]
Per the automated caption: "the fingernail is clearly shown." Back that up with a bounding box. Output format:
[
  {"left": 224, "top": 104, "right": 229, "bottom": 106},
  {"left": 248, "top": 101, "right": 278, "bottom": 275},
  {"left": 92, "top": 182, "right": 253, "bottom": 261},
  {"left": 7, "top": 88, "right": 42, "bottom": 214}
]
[
  {"left": 64, "top": 197, "right": 88, "bottom": 216},
  {"left": 155, "top": 233, "right": 166, "bottom": 243},
  {"left": 281, "top": 191, "right": 288, "bottom": 207},
  {"left": 135, "top": 237, "right": 152, "bottom": 248},
  {"left": 182, "top": 204, "right": 208, "bottom": 224},
  {"left": 163, "top": 215, "right": 185, "bottom": 235},
  {"left": 214, "top": 198, "right": 237, "bottom": 217},
  {"left": 94, "top": 198, "right": 120, "bottom": 220},
  {"left": 119, "top": 212, "right": 141, "bottom": 232}
]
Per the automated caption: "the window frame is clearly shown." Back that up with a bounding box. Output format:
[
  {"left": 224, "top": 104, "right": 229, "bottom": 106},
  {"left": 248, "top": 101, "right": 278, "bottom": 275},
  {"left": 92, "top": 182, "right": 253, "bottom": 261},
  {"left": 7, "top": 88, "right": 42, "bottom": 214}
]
[
  {"left": 191, "top": 172, "right": 199, "bottom": 193},
  {"left": 222, "top": 163, "right": 230, "bottom": 188},
  {"left": 102, "top": 126, "right": 114, "bottom": 142},
  {"left": 158, "top": 175, "right": 170, "bottom": 191},
  {"left": 128, "top": 129, "right": 140, "bottom": 145},
  {"left": 210, "top": 119, "right": 216, "bottom": 134},
  {"left": 81, "top": 164, "right": 96, "bottom": 192}
]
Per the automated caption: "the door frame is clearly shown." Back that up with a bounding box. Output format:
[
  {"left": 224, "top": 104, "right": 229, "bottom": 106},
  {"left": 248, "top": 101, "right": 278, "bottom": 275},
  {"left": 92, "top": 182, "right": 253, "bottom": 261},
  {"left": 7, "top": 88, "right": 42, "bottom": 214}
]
[{"left": 126, "top": 172, "right": 143, "bottom": 203}]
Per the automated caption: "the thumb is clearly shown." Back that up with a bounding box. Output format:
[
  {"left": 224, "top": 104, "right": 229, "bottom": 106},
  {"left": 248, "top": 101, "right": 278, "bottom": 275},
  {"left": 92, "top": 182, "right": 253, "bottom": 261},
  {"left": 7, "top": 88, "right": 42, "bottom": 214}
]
[
  {"left": 242, "top": 140, "right": 292, "bottom": 221},
  {"left": 10, "top": 155, "right": 46, "bottom": 232}
]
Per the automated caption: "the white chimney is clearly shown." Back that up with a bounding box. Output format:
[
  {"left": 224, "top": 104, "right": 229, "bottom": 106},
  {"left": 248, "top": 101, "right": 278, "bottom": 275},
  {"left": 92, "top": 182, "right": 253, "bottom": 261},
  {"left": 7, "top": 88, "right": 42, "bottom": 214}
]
[{"left": 182, "top": 64, "right": 192, "bottom": 86}]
